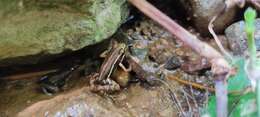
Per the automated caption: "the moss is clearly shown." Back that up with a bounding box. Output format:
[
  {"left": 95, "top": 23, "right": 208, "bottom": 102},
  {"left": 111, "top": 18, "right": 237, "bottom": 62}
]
[{"left": 0, "top": 0, "right": 128, "bottom": 65}]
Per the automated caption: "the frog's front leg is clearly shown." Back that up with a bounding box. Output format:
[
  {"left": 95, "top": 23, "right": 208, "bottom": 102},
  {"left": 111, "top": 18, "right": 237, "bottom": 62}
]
[
  {"left": 99, "top": 50, "right": 109, "bottom": 58},
  {"left": 119, "top": 63, "right": 132, "bottom": 72}
]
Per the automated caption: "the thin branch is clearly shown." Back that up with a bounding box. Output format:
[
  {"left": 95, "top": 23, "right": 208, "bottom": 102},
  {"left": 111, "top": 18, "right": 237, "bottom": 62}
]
[
  {"left": 1, "top": 69, "right": 58, "bottom": 80},
  {"left": 189, "top": 80, "right": 199, "bottom": 110},
  {"left": 152, "top": 78, "right": 186, "bottom": 116},
  {"left": 181, "top": 87, "right": 192, "bottom": 116},
  {"left": 167, "top": 75, "right": 215, "bottom": 92},
  {"left": 208, "top": 15, "right": 233, "bottom": 61}
]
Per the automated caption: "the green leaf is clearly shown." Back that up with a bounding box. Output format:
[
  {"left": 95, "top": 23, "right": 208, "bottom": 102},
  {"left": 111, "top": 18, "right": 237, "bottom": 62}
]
[
  {"left": 202, "top": 96, "right": 216, "bottom": 117},
  {"left": 228, "top": 58, "right": 250, "bottom": 92},
  {"left": 203, "top": 93, "right": 257, "bottom": 117},
  {"left": 202, "top": 95, "right": 236, "bottom": 117},
  {"left": 229, "top": 92, "right": 257, "bottom": 117}
]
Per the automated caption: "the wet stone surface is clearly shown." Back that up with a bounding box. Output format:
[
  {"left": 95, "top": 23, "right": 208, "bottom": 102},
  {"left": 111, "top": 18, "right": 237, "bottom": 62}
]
[
  {"left": 179, "top": 0, "right": 237, "bottom": 36},
  {"left": 0, "top": 0, "right": 129, "bottom": 66},
  {"left": 17, "top": 85, "right": 177, "bottom": 117}
]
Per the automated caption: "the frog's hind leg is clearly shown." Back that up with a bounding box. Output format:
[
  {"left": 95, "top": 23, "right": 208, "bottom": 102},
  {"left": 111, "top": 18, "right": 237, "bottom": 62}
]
[
  {"left": 99, "top": 50, "right": 109, "bottom": 58},
  {"left": 90, "top": 78, "right": 120, "bottom": 93}
]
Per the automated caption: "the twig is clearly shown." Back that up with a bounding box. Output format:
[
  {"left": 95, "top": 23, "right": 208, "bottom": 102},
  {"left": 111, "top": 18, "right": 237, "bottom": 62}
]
[
  {"left": 167, "top": 75, "right": 215, "bottom": 92},
  {"left": 168, "top": 90, "right": 185, "bottom": 117},
  {"left": 151, "top": 78, "right": 186, "bottom": 116},
  {"left": 204, "top": 89, "right": 209, "bottom": 109},
  {"left": 208, "top": 15, "right": 233, "bottom": 61},
  {"left": 1, "top": 65, "right": 85, "bottom": 81},
  {"left": 189, "top": 81, "right": 199, "bottom": 111},
  {"left": 1, "top": 69, "right": 58, "bottom": 81},
  {"left": 181, "top": 87, "right": 192, "bottom": 116}
]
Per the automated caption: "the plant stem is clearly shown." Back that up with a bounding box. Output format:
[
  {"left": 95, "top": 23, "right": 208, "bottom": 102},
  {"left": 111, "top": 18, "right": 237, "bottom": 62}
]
[
  {"left": 257, "top": 80, "right": 260, "bottom": 117},
  {"left": 215, "top": 76, "right": 228, "bottom": 117},
  {"left": 247, "top": 30, "right": 257, "bottom": 64},
  {"left": 245, "top": 7, "right": 257, "bottom": 67}
]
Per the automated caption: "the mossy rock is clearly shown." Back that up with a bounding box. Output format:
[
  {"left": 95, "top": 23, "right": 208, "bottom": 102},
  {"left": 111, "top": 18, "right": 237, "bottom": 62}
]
[{"left": 0, "top": 0, "right": 128, "bottom": 66}]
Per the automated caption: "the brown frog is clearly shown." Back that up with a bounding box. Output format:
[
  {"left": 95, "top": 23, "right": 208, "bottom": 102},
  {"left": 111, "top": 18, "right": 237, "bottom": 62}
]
[
  {"left": 90, "top": 41, "right": 130, "bottom": 93},
  {"left": 90, "top": 37, "right": 164, "bottom": 93}
]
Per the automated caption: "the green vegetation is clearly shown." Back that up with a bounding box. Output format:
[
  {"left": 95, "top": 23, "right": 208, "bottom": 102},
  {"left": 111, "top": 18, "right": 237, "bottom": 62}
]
[{"left": 203, "top": 7, "right": 260, "bottom": 117}]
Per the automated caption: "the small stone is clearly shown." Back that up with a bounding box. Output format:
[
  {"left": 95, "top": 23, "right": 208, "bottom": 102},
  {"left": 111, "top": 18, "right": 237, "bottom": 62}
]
[
  {"left": 225, "top": 19, "right": 260, "bottom": 56},
  {"left": 179, "top": 0, "right": 237, "bottom": 36},
  {"left": 148, "top": 38, "right": 176, "bottom": 64},
  {"left": 175, "top": 49, "right": 184, "bottom": 56},
  {"left": 164, "top": 56, "right": 181, "bottom": 70},
  {"left": 181, "top": 57, "right": 211, "bottom": 74}
]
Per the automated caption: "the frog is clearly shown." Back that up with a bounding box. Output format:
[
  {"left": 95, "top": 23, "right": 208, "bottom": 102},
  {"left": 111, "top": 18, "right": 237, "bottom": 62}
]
[
  {"left": 89, "top": 34, "right": 164, "bottom": 93},
  {"left": 39, "top": 65, "right": 79, "bottom": 95},
  {"left": 90, "top": 40, "right": 130, "bottom": 93}
]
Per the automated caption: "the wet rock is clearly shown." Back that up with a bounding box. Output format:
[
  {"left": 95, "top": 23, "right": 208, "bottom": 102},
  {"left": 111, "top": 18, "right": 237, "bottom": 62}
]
[
  {"left": 225, "top": 19, "right": 260, "bottom": 56},
  {"left": 17, "top": 86, "right": 177, "bottom": 117},
  {"left": 179, "top": 0, "right": 237, "bottom": 36},
  {"left": 148, "top": 38, "right": 177, "bottom": 64},
  {"left": 181, "top": 57, "right": 211, "bottom": 74},
  {"left": 164, "top": 56, "right": 181, "bottom": 70},
  {"left": 17, "top": 87, "right": 127, "bottom": 117},
  {"left": 0, "top": 0, "right": 128, "bottom": 66}
]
